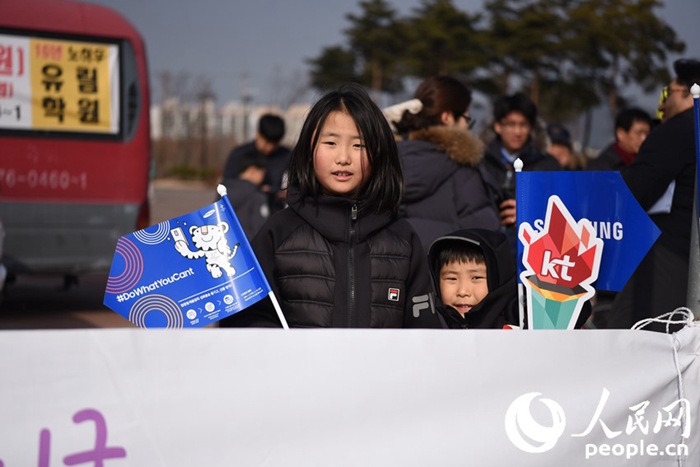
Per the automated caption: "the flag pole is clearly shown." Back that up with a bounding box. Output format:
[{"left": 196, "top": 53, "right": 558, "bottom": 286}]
[
  {"left": 687, "top": 83, "right": 700, "bottom": 319},
  {"left": 217, "top": 184, "right": 290, "bottom": 330},
  {"left": 514, "top": 158, "right": 525, "bottom": 328}
]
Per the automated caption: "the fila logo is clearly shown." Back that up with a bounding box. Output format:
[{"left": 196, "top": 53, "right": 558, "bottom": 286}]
[
  {"left": 388, "top": 288, "right": 400, "bottom": 301},
  {"left": 412, "top": 294, "right": 434, "bottom": 317}
]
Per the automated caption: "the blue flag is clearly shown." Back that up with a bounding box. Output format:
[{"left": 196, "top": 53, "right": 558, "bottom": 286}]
[
  {"left": 104, "top": 195, "right": 272, "bottom": 328},
  {"left": 516, "top": 171, "right": 660, "bottom": 292}
]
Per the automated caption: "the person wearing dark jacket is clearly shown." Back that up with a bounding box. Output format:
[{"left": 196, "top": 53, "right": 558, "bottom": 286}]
[
  {"left": 222, "top": 114, "right": 291, "bottom": 214},
  {"left": 219, "top": 83, "right": 444, "bottom": 329},
  {"left": 587, "top": 107, "right": 651, "bottom": 172},
  {"left": 584, "top": 108, "right": 651, "bottom": 327},
  {"left": 427, "top": 229, "right": 519, "bottom": 329},
  {"left": 480, "top": 93, "right": 561, "bottom": 261},
  {"left": 609, "top": 58, "right": 700, "bottom": 330},
  {"left": 391, "top": 75, "right": 501, "bottom": 251}
]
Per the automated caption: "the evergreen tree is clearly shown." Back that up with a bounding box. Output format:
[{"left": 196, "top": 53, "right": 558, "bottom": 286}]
[
  {"left": 565, "top": 0, "right": 685, "bottom": 117},
  {"left": 345, "top": 0, "right": 407, "bottom": 96},
  {"left": 308, "top": 46, "right": 359, "bottom": 91},
  {"left": 404, "top": 0, "right": 483, "bottom": 78}
]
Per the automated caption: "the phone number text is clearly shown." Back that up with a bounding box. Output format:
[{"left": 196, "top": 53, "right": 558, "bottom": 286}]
[{"left": 0, "top": 168, "right": 87, "bottom": 190}]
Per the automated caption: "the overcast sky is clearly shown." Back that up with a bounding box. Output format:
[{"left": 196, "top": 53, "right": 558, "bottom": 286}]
[{"left": 82, "top": 0, "right": 700, "bottom": 111}]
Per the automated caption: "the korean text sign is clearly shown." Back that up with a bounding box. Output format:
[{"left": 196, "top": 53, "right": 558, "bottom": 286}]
[{"left": 0, "top": 33, "right": 118, "bottom": 133}]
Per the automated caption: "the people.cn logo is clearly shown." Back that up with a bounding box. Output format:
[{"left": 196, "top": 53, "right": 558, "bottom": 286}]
[{"left": 505, "top": 392, "right": 567, "bottom": 453}]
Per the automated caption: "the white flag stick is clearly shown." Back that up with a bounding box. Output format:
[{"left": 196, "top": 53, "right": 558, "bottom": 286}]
[
  {"left": 268, "top": 291, "right": 289, "bottom": 330},
  {"left": 217, "top": 184, "right": 290, "bottom": 330},
  {"left": 514, "top": 158, "right": 525, "bottom": 328}
]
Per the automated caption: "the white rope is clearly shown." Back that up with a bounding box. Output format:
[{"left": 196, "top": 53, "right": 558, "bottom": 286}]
[
  {"left": 631, "top": 307, "right": 698, "bottom": 467},
  {"left": 630, "top": 307, "right": 698, "bottom": 333}
]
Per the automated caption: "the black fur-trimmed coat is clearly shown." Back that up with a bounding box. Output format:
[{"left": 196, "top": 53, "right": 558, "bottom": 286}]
[{"left": 397, "top": 126, "right": 501, "bottom": 250}]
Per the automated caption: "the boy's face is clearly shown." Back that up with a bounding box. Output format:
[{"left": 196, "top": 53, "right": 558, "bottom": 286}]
[
  {"left": 439, "top": 260, "right": 489, "bottom": 317},
  {"left": 494, "top": 111, "right": 531, "bottom": 154}
]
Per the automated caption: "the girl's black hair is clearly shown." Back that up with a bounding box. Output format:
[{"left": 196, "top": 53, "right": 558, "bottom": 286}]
[{"left": 288, "top": 82, "right": 404, "bottom": 214}]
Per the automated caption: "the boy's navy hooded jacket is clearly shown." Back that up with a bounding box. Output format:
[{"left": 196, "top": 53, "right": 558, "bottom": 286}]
[{"left": 428, "top": 229, "right": 519, "bottom": 329}]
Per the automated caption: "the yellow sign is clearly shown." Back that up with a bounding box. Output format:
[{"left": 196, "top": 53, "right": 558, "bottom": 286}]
[{"left": 14, "top": 37, "right": 118, "bottom": 133}]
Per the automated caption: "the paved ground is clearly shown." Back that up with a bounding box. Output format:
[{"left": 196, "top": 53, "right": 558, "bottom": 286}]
[{"left": 149, "top": 178, "right": 217, "bottom": 224}]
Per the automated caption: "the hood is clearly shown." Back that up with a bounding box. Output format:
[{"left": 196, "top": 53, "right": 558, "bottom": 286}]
[
  {"left": 409, "top": 126, "right": 484, "bottom": 167},
  {"left": 398, "top": 126, "right": 485, "bottom": 204},
  {"left": 427, "top": 228, "right": 515, "bottom": 295}
]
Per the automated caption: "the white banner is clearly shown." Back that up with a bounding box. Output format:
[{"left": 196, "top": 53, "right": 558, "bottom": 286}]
[{"left": 1, "top": 327, "right": 698, "bottom": 466}]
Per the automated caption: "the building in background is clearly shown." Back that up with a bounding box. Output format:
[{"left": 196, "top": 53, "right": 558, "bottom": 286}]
[{"left": 150, "top": 99, "right": 309, "bottom": 180}]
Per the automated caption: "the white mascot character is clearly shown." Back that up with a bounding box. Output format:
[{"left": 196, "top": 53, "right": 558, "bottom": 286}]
[{"left": 174, "top": 222, "right": 239, "bottom": 279}]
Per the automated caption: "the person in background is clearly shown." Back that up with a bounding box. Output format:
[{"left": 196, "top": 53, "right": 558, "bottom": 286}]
[
  {"left": 608, "top": 58, "right": 700, "bottom": 331},
  {"left": 220, "top": 83, "right": 444, "bottom": 329},
  {"left": 585, "top": 108, "right": 651, "bottom": 326},
  {"left": 545, "top": 122, "right": 584, "bottom": 170},
  {"left": 219, "top": 151, "right": 269, "bottom": 239},
  {"left": 222, "top": 114, "right": 291, "bottom": 213},
  {"left": 587, "top": 108, "right": 652, "bottom": 171},
  {"left": 480, "top": 93, "right": 560, "bottom": 259},
  {"left": 390, "top": 75, "right": 500, "bottom": 251}
]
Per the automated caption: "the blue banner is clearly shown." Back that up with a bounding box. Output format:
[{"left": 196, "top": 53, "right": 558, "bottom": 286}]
[
  {"left": 516, "top": 171, "right": 660, "bottom": 292},
  {"left": 103, "top": 198, "right": 271, "bottom": 328}
]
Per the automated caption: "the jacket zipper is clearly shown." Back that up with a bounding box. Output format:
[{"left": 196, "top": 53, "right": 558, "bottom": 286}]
[{"left": 347, "top": 203, "right": 358, "bottom": 327}]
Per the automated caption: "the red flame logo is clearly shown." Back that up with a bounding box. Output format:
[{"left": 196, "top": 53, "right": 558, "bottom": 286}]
[{"left": 519, "top": 196, "right": 603, "bottom": 290}]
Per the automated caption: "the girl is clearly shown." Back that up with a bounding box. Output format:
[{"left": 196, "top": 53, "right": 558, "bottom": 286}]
[
  {"left": 391, "top": 75, "right": 501, "bottom": 251},
  {"left": 220, "top": 83, "right": 444, "bottom": 328}
]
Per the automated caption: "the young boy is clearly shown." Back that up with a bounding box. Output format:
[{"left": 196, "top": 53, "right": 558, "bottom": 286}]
[
  {"left": 428, "top": 228, "right": 519, "bottom": 329},
  {"left": 428, "top": 228, "right": 592, "bottom": 329}
]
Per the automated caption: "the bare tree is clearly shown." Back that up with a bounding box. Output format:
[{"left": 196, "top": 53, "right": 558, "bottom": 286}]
[
  {"left": 194, "top": 76, "right": 216, "bottom": 172},
  {"left": 268, "top": 66, "right": 311, "bottom": 110},
  {"left": 156, "top": 70, "right": 192, "bottom": 103}
]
